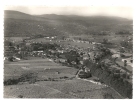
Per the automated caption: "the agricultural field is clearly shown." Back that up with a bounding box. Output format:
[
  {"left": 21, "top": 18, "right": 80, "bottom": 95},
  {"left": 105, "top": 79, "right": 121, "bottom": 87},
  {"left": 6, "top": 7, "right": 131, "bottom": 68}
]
[
  {"left": 4, "top": 57, "right": 123, "bottom": 98},
  {"left": 4, "top": 37, "right": 29, "bottom": 42},
  {"left": 70, "top": 34, "right": 132, "bottom": 43},
  {"left": 58, "top": 41, "right": 93, "bottom": 48}
]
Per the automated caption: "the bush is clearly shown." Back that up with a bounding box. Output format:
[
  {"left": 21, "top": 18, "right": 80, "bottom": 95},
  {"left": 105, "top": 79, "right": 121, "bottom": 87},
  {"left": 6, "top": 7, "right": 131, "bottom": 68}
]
[
  {"left": 4, "top": 79, "right": 19, "bottom": 85},
  {"left": 103, "top": 38, "right": 108, "bottom": 44},
  {"left": 100, "top": 70, "right": 110, "bottom": 81},
  {"left": 4, "top": 73, "right": 37, "bottom": 85},
  {"left": 8, "top": 57, "right": 14, "bottom": 62},
  {"left": 93, "top": 68, "right": 103, "bottom": 77}
]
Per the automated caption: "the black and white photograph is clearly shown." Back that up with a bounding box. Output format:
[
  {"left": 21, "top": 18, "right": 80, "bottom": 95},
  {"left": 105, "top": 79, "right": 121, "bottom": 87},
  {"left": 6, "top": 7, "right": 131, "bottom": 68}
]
[{"left": 3, "top": 0, "right": 133, "bottom": 99}]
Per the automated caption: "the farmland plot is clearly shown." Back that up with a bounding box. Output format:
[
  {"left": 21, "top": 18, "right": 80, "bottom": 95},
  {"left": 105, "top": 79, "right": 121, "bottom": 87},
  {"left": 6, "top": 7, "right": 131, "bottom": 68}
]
[{"left": 4, "top": 57, "right": 123, "bottom": 98}]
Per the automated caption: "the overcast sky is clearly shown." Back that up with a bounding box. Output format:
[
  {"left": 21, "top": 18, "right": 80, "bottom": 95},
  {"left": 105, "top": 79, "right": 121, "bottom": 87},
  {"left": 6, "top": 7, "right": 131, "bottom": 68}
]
[{"left": 4, "top": 6, "right": 133, "bottom": 19}]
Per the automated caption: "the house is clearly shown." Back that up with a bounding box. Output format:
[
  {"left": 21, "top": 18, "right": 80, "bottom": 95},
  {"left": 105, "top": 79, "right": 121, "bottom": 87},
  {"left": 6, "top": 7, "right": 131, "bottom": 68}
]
[
  {"left": 46, "top": 37, "right": 50, "bottom": 39},
  {"left": 4, "top": 57, "right": 8, "bottom": 60},
  {"left": 15, "top": 57, "right": 21, "bottom": 60},
  {"left": 26, "top": 43, "right": 31, "bottom": 46},
  {"left": 9, "top": 56, "right": 21, "bottom": 61},
  {"left": 80, "top": 60, "right": 84, "bottom": 65},
  {"left": 51, "top": 37, "right": 55, "bottom": 39},
  {"left": 76, "top": 68, "right": 92, "bottom": 78},
  {"left": 85, "top": 41, "right": 89, "bottom": 44},
  {"left": 122, "top": 58, "right": 133, "bottom": 67},
  {"left": 92, "top": 42, "right": 96, "bottom": 44},
  {"left": 102, "top": 59, "right": 111, "bottom": 64},
  {"left": 84, "top": 66, "right": 90, "bottom": 73},
  {"left": 88, "top": 52, "right": 95, "bottom": 60},
  {"left": 57, "top": 50, "right": 64, "bottom": 53},
  {"left": 109, "top": 49, "right": 117, "bottom": 54},
  {"left": 96, "top": 43, "right": 101, "bottom": 44},
  {"left": 50, "top": 50, "right": 56, "bottom": 54},
  {"left": 82, "top": 55, "right": 89, "bottom": 60},
  {"left": 122, "top": 53, "right": 132, "bottom": 57},
  {"left": 71, "top": 61, "right": 76, "bottom": 65},
  {"left": 59, "top": 58, "right": 67, "bottom": 63},
  {"left": 112, "top": 53, "right": 120, "bottom": 58},
  {"left": 93, "top": 45, "right": 96, "bottom": 50},
  {"left": 33, "top": 51, "right": 43, "bottom": 53}
]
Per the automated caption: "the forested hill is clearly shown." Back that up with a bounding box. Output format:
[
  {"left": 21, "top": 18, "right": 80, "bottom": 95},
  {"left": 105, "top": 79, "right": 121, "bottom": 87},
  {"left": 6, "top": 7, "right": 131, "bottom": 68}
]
[{"left": 4, "top": 10, "right": 133, "bottom": 37}]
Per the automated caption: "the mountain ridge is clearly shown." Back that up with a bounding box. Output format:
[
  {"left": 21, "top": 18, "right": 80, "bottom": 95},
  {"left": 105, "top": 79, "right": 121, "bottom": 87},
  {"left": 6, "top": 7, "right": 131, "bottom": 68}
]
[
  {"left": 4, "top": 10, "right": 133, "bottom": 37},
  {"left": 5, "top": 10, "right": 132, "bottom": 21},
  {"left": 5, "top": 10, "right": 132, "bottom": 20}
]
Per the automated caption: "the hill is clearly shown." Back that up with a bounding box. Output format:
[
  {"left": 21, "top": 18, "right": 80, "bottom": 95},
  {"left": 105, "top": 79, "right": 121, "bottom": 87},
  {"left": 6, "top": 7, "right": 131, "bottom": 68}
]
[{"left": 4, "top": 10, "right": 133, "bottom": 37}]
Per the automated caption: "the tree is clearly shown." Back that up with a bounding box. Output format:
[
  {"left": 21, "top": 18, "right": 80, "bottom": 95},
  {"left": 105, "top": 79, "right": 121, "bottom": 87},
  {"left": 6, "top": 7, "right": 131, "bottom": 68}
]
[
  {"left": 79, "top": 38, "right": 82, "bottom": 40},
  {"left": 75, "top": 58, "right": 80, "bottom": 64},
  {"left": 124, "top": 60, "right": 127, "bottom": 67},
  {"left": 103, "top": 38, "right": 108, "bottom": 44},
  {"left": 120, "top": 48, "right": 125, "bottom": 53},
  {"left": 8, "top": 56, "right": 14, "bottom": 62},
  {"left": 124, "top": 60, "right": 128, "bottom": 79}
]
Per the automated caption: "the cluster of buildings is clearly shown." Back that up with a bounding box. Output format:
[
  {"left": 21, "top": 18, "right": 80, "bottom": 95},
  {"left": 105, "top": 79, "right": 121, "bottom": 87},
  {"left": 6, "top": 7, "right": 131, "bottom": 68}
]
[{"left": 4, "top": 36, "right": 132, "bottom": 79}]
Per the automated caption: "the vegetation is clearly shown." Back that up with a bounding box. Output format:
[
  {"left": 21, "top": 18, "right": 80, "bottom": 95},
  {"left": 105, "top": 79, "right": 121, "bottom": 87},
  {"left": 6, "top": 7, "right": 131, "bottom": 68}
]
[
  {"left": 83, "top": 59, "right": 132, "bottom": 98},
  {"left": 120, "top": 41, "right": 133, "bottom": 49},
  {"left": 102, "top": 38, "right": 108, "bottom": 44},
  {"left": 116, "top": 31, "right": 132, "bottom": 35},
  {"left": 4, "top": 73, "right": 37, "bottom": 85},
  {"left": 4, "top": 10, "right": 132, "bottom": 37}
]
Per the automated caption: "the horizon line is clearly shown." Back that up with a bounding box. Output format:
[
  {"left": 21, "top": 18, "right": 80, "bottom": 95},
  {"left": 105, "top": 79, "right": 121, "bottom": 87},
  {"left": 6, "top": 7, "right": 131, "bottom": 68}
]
[{"left": 4, "top": 10, "right": 133, "bottom": 20}]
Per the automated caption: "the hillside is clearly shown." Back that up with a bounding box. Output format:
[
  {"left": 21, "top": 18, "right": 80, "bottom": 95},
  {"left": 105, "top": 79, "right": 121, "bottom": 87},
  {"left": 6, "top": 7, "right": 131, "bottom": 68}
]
[{"left": 4, "top": 10, "right": 133, "bottom": 37}]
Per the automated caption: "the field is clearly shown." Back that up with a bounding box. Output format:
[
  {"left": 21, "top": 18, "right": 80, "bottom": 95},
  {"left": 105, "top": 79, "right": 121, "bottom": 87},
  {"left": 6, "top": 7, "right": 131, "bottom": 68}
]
[
  {"left": 4, "top": 57, "right": 123, "bottom": 98},
  {"left": 4, "top": 37, "right": 29, "bottom": 42}
]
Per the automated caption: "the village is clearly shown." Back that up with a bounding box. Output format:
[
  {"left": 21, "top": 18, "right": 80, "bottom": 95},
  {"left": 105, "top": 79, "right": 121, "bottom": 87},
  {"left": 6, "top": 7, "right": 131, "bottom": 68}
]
[
  {"left": 4, "top": 36, "right": 132, "bottom": 78},
  {"left": 3, "top": 5, "right": 133, "bottom": 98}
]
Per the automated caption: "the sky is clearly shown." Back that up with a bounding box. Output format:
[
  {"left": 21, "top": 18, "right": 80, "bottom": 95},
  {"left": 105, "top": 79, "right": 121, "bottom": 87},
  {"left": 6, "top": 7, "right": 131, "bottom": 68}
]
[
  {"left": 3, "top": 0, "right": 133, "bottom": 19},
  {"left": 4, "top": 6, "right": 133, "bottom": 19}
]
